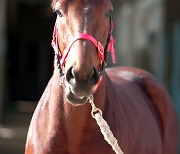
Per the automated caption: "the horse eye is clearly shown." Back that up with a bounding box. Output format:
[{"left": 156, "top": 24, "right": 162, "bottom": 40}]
[
  {"left": 54, "top": 9, "right": 63, "bottom": 17},
  {"left": 105, "top": 10, "right": 113, "bottom": 18}
]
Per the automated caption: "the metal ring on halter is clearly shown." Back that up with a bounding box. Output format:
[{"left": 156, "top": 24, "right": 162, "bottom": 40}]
[
  {"left": 60, "top": 75, "right": 65, "bottom": 85},
  {"left": 88, "top": 95, "right": 103, "bottom": 118},
  {"left": 91, "top": 108, "right": 103, "bottom": 118}
]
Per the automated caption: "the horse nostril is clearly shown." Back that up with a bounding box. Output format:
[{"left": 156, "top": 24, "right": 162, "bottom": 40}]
[
  {"left": 66, "top": 67, "right": 100, "bottom": 86},
  {"left": 90, "top": 67, "right": 100, "bottom": 85},
  {"left": 71, "top": 67, "right": 76, "bottom": 79},
  {"left": 90, "top": 68, "right": 95, "bottom": 78},
  {"left": 66, "top": 67, "right": 74, "bottom": 84}
]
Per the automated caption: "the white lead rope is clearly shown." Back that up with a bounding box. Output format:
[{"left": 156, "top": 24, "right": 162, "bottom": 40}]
[{"left": 88, "top": 95, "right": 124, "bottom": 154}]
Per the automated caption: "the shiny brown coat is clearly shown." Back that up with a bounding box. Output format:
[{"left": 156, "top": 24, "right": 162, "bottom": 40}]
[
  {"left": 25, "top": 66, "right": 178, "bottom": 154},
  {"left": 25, "top": 0, "right": 178, "bottom": 153}
]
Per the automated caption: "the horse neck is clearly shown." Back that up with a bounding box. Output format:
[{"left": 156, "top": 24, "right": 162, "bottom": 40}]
[{"left": 46, "top": 66, "right": 112, "bottom": 151}]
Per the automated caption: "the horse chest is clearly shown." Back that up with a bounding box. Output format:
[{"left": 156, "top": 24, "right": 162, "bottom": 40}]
[{"left": 37, "top": 128, "right": 117, "bottom": 154}]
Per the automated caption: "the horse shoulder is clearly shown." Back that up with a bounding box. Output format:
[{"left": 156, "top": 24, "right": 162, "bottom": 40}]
[
  {"left": 25, "top": 77, "right": 52, "bottom": 153},
  {"left": 133, "top": 68, "right": 178, "bottom": 154},
  {"left": 106, "top": 66, "right": 178, "bottom": 154}
]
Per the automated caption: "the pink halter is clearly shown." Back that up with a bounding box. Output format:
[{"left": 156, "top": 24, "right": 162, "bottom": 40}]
[
  {"left": 51, "top": 22, "right": 115, "bottom": 66},
  {"left": 60, "top": 33, "right": 105, "bottom": 66},
  {"left": 51, "top": 21, "right": 115, "bottom": 92}
]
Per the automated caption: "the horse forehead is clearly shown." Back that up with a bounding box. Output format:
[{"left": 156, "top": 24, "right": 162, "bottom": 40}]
[
  {"left": 52, "top": 0, "right": 112, "bottom": 11},
  {"left": 68, "top": 0, "right": 110, "bottom": 3},
  {"left": 72, "top": 0, "right": 112, "bottom": 14},
  {"left": 76, "top": 0, "right": 111, "bottom": 3},
  {"left": 57, "top": 0, "right": 111, "bottom": 6}
]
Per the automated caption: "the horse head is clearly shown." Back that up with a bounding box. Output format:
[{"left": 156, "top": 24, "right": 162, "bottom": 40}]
[{"left": 51, "top": 0, "right": 113, "bottom": 106}]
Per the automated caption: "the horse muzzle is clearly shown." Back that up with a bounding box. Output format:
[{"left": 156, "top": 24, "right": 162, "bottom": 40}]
[{"left": 65, "top": 67, "right": 99, "bottom": 105}]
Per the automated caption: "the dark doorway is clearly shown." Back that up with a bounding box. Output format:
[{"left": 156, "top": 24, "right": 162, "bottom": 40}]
[{"left": 6, "top": 1, "right": 55, "bottom": 110}]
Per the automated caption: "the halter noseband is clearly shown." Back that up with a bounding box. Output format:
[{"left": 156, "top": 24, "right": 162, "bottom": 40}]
[
  {"left": 51, "top": 17, "right": 115, "bottom": 92},
  {"left": 60, "top": 34, "right": 105, "bottom": 67}
]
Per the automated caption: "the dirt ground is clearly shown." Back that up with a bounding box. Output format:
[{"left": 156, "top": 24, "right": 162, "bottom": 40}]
[{"left": 0, "top": 112, "right": 32, "bottom": 154}]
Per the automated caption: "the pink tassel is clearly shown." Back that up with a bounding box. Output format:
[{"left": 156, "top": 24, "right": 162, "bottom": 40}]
[{"left": 107, "top": 35, "right": 116, "bottom": 63}]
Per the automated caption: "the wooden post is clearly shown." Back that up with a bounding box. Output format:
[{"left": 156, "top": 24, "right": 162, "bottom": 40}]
[
  {"left": 0, "top": 0, "right": 6, "bottom": 123},
  {"left": 171, "top": 21, "right": 180, "bottom": 153}
]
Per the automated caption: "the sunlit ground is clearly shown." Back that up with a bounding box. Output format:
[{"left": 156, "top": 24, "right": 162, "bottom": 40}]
[
  {"left": 0, "top": 127, "right": 15, "bottom": 139},
  {"left": 0, "top": 112, "right": 32, "bottom": 154}
]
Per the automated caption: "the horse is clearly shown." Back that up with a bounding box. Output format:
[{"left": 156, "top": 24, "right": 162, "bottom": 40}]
[{"left": 25, "top": 0, "right": 178, "bottom": 153}]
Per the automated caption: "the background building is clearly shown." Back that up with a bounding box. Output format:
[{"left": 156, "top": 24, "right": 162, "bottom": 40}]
[
  {"left": 113, "top": 0, "right": 180, "bottom": 152},
  {"left": 0, "top": 0, "right": 179, "bottom": 153}
]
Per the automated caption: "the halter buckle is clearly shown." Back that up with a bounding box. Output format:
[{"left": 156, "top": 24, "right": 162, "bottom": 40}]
[{"left": 97, "top": 42, "right": 104, "bottom": 55}]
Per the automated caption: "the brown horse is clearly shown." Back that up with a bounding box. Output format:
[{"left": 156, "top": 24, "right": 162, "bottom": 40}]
[{"left": 25, "top": 0, "right": 178, "bottom": 153}]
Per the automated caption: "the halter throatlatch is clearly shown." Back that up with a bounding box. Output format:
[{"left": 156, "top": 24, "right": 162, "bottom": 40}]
[{"left": 51, "top": 18, "right": 115, "bottom": 91}]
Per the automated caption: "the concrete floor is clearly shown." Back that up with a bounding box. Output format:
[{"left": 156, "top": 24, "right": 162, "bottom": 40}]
[{"left": 0, "top": 112, "right": 32, "bottom": 154}]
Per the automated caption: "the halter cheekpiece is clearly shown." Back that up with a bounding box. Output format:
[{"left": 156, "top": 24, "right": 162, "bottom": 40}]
[{"left": 51, "top": 16, "right": 115, "bottom": 92}]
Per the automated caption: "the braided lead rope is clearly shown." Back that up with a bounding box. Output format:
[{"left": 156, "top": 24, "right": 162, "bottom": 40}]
[{"left": 88, "top": 95, "right": 124, "bottom": 154}]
